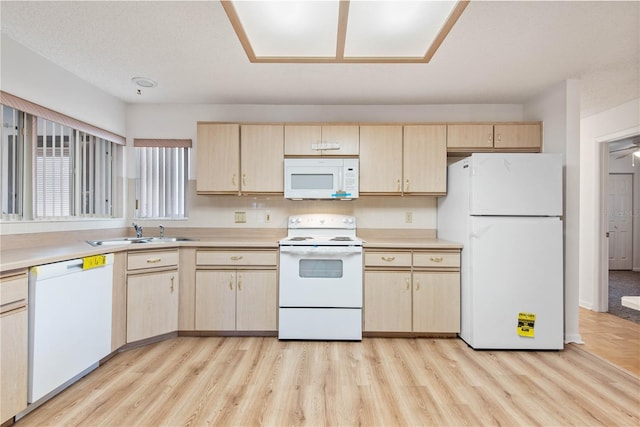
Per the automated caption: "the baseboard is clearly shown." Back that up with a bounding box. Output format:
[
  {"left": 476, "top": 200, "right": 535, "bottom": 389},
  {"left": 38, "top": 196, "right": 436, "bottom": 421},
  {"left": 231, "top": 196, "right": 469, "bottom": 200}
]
[{"left": 565, "top": 333, "right": 584, "bottom": 344}]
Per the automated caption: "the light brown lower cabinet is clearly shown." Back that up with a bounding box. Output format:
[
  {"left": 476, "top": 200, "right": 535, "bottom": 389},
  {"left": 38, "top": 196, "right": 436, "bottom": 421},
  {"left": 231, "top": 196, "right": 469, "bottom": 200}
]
[
  {"left": 1, "top": 270, "right": 28, "bottom": 423},
  {"left": 412, "top": 272, "right": 460, "bottom": 333},
  {"left": 195, "top": 270, "right": 277, "bottom": 331},
  {"left": 364, "top": 249, "right": 460, "bottom": 334},
  {"left": 127, "top": 270, "right": 179, "bottom": 342},
  {"left": 364, "top": 271, "right": 412, "bottom": 332}
]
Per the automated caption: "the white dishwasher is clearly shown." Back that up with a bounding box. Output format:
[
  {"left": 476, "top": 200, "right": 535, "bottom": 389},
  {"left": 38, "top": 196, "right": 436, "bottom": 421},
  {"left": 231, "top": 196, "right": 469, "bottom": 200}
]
[{"left": 28, "top": 254, "right": 113, "bottom": 404}]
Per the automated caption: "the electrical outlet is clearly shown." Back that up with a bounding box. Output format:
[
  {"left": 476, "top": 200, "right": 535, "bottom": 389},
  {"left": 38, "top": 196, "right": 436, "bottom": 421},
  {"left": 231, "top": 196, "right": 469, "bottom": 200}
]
[
  {"left": 405, "top": 211, "right": 413, "bottom": 223},
  {"left": 234, "top": 211, "right": 246, "bottom": 223},
  {"left": 265, "top": 210, "right": 271, "bottom": 223}
]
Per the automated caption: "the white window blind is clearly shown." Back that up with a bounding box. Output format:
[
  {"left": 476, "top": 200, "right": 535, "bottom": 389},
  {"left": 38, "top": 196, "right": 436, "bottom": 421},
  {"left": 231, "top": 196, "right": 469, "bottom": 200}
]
[
  {"left": 35, "top": 117, "right": 72, "bottom": 217},
  {"left": 1, "top": 105, "right": 25, "bottom": 220},
  {"left": 33, "top": 117, "right": 115, "bottom": 219},
  {"left": 1, "top": 96, "right": 119, "bottom": 221},
  {"left": 135, "top": 139, "right": 190, "bottom": 219}
]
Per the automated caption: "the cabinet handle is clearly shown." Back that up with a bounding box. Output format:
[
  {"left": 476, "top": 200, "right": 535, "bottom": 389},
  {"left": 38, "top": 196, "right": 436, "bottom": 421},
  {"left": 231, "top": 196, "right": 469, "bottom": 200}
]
[
  {"left": 232, "top": 174, "right": 237, "bottom": 185},
  {"left": 496, "top": 134, "right": 502, "bottom": 143},
  {"left": 381, "top": 256, "right": 395, "bottom": 262},
  {"left": 229, "top": 274, "right": 234, "bottom": 290},
  {"left": 146, "top": 258, "right": 161, "bottom": 264},
  {"left": 405, "top": 179, "right": 410, "bottom": 192},
  {"left": 242, "top": 174, "right": 247, "bottom": 186},
  {"left": 230, "top": 255, "right": 243, "bottom": 261},
  {"left": 488, "top": 133, "right": 493, "bottom": 144},
  {"left": 405, "top": 277, "right": 410, "bottom": 291},
  {"left": 396, "top": 179, "right": 401, "bottom": 192},
  {"left": 416, "top": 280, "right": 420, "bottom": 291},
  {"left": 430, "top": 256, "right": 444, "bottom": 263},
  {"left": 170, "top": 276, "right": 175, "bottom": 292},
  {"left": 238, "top": 274, "right": 242, "bottom": 291}
]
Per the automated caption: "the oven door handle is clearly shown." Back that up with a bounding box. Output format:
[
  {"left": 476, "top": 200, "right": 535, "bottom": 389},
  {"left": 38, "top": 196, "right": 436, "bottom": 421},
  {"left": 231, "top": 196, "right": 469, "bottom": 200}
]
[{"left": 279, "top": 246, "right": 362, "bottom": 256}]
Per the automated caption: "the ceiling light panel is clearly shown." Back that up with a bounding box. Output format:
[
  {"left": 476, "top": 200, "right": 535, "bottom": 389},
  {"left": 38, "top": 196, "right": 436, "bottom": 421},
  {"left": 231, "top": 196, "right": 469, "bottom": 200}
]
[
  {"left": 232, "top": 1, "right": 340, "bottom": 57},
  {"left": 345, "top": 1, "right": 459, "bottom": 58}
]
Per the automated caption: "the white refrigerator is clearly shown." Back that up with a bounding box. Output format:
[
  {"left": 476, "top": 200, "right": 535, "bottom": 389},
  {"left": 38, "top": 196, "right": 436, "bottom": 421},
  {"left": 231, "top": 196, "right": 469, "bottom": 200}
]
[{"left": 438, "top": 153, "right": 564, "bottom": 350}]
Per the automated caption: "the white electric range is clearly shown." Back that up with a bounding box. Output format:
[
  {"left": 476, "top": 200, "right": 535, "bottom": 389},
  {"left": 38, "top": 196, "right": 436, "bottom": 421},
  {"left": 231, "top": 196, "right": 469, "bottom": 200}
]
[{"left": 278, "top": 214, "right": 363, "bottom": 340}]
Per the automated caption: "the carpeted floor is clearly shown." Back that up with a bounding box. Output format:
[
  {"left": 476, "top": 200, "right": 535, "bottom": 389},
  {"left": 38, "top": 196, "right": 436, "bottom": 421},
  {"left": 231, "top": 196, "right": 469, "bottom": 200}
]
[{"left": 609, "top": 270, "right": 640, "bottom": 323}]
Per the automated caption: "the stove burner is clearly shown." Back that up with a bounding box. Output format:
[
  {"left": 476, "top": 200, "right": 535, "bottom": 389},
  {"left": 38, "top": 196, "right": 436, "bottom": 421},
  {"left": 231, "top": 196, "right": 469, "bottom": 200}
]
[
  {"left": 330, "top": 236, "right": 353, "bottom": 241},
  {"left": 288, "top": 236, "right": 312, "bottom": 241}
]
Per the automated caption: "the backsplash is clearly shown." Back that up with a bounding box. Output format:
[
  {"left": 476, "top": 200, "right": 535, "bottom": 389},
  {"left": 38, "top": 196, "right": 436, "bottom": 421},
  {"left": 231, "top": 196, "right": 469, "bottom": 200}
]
[{"left": 129, "top": 180, "right": 437, "bottom": 230}]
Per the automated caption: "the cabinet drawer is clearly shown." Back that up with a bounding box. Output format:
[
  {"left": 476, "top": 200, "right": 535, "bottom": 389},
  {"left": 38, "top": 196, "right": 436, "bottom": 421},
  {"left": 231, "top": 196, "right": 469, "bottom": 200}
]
[
  {"left": 365, "top": 252, "right": 412, "bottom": 268},
  {"left": 0, "top": 272, "right": 28, "bottom": 313},
  {"left": 413, "top": 252, "right": 460, "bottom": 269},
  {"left": 197, "top": 251, "right": 277, "bottom": 267},
  {"left": 128, "top": 250, "right": 179, "bottom": 270}
]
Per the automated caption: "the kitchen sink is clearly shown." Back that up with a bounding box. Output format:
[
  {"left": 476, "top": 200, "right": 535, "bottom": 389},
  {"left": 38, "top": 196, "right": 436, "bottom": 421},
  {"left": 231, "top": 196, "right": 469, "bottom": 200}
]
[
  {"left": 145, "top": 237, "right": 197, "bottom": 243},
  {"left": 86, "top": 237, "right": 197, "bottom": 246}
]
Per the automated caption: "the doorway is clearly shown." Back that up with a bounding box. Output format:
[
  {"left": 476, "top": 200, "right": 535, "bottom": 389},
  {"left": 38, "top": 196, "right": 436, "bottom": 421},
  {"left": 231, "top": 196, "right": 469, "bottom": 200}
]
[
  {"left": 592, "top": 126, "right": 640, "bottom": 312},
  {"left": 599, "top": 132, "right": 639, "bottom": 322}
]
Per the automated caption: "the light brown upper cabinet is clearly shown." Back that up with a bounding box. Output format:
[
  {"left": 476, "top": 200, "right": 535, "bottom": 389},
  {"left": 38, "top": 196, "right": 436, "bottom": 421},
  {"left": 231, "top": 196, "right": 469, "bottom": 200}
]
[
  {"left": 284, "top": 124, "right": 359, "bottom": 156},
  {"left": 403, "top": 125, "right": 447, "bottom": 195},
  {"left": 196, "top": 123, "right": 283, "bottom": 194},
  {"left": 197, "top": 123, "right": 240, "bottom": 193},
  {"left": 240, "top": 124, "right": 284, "bottom": 193},
  {"left": 447, "top": 123, "right": 541, "bottom": 153},
  {"left": 493, "top": 124, "right": 541, "bottom": 150},
  {"left": 360, "top": 125, "right": 446, "bottom": 195},
  {"left": 359, "top": 125, "right": 403, "bottom": 194}
]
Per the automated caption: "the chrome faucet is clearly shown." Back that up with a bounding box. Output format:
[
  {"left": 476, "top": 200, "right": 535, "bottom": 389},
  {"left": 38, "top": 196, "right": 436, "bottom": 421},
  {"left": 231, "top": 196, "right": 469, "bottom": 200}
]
[
  {"left": 132, "top": 222, "right": 143, "bottom": 238},
  {"left": 159, "top": 225, "right": 164, "bottom": 238}
]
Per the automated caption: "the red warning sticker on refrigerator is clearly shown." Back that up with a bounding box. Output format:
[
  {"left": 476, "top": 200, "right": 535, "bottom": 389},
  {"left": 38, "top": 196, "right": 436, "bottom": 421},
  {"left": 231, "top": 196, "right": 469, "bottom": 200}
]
[{"left": 517, "top": 312, "right": 536, "bottom": 337}]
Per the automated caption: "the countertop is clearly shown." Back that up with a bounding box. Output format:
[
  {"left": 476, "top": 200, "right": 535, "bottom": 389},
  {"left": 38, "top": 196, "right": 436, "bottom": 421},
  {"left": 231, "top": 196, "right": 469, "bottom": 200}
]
[{"left": 0, "top": 228, "right": 462, "bottom": 273}]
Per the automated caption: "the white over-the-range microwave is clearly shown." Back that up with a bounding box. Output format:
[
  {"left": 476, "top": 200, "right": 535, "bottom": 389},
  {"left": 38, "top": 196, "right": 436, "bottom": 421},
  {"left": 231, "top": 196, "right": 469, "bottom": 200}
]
[{"left": 284, "top": 158, "right": 359, "bottom": 199}]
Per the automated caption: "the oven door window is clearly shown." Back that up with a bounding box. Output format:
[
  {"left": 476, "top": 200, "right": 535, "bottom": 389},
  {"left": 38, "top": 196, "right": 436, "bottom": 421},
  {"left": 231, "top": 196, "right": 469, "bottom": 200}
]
[
  {"left": 299, "top": 259, "right": 343, "bottom": 278},
  {"left": 291, "top": 173, "right": 333, "bottom": 190}
]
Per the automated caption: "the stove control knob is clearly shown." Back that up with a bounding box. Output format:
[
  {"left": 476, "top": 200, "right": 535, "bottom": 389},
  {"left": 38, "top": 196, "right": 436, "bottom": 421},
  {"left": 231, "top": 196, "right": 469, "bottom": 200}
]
[{"left": 344, "top": 217, "right": 354, "bottom": 224}]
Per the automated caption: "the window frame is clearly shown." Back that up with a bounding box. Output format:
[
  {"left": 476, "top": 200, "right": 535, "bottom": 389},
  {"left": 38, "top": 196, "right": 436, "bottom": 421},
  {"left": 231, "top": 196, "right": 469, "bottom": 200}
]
[{"left": 1, "top": 91, "right": 124, "bottom": 222}]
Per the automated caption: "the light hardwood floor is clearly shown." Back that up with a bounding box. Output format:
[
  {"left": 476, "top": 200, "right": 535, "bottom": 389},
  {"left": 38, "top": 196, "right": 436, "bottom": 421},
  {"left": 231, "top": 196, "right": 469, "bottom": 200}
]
[
  {"left": 16, "top": 323, "right": 639, "bottom": 426},
  {"left": 578, "top": 307, "right": 640, "bottom": 376}
]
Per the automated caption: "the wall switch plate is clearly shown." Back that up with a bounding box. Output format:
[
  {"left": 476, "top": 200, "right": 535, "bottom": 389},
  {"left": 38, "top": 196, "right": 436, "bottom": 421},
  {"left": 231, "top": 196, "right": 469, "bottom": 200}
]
[
  {"left": 405, "top": 211, "right": 413, "bottom": 223},
  {"left": 234, "top": 211, "right": 246, "bottom": 223}
]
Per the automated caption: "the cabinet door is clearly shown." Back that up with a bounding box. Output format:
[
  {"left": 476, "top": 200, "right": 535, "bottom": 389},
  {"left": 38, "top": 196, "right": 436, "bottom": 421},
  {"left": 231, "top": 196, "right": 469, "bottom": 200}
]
[
  {"left": 236, "top": 270, "right": 277, "bottom": 331},
  {"left": 240, "top": 125, "right": 284, "bottom": 193},
  {"left": 127, "top": 270, "right": 179, "bottom": 342},
  {"left": 412, "top": 272, "right": 460, "bottom": 333},
  {"left": 359, "top": 125, "right": 403, "bottom": 194},
  {"left": 196, "top": 123, "right": 240, "bottom": 193},
  {"left": 195, "top": 271, "right": 236, "bottom": 330},
  {"left": 321, "top": 125, "right": 359, "bottom": 155},
  {"left": 447, "top": 124, "right": 494, "bottom": 150},
  {"left": 494, "top": 124, "right": 541, "bottom": 150},
  {"left": 364, "top": 271, "right": 412, "bottom": 332},
  {"left": 403, "top": 125, "right": 447, "bottom": 194},
  {"left": 1, "top": 307, "right": 28, "bottom": 423},
  {"left": 284, "top": 125, "right": 322, "bottom": 156}
]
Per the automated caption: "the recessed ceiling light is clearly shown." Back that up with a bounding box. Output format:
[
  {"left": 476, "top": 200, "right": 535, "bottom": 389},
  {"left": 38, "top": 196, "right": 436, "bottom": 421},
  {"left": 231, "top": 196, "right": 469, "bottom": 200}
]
[
  {"left": 131, "top": 77, "right": 157, "bottom": 88},
  {"left": 221, "top": 0, "right": 469, "bottom": 63}
]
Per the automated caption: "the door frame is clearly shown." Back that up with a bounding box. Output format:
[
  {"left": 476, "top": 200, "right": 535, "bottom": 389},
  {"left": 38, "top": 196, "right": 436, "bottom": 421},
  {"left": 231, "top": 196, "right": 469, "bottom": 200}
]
[{"left": 595, "top": 126, "right": 640, "bottom": 311}]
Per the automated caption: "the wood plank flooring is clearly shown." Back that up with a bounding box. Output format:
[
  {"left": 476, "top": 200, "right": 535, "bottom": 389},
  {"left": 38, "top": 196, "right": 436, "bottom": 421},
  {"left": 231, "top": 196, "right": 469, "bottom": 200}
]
[
  {"left": 579, "top": 307, "right": 640, "bottom": 376},
  {"left": 16, "top": 333, "right": 639, "bottom": 426}
]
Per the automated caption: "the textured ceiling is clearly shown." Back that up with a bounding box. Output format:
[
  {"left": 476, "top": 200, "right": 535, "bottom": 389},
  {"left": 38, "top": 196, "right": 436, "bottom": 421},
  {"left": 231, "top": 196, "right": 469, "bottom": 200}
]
[{"left": 1, "top": 1, "right": 639, "bottom": 118}]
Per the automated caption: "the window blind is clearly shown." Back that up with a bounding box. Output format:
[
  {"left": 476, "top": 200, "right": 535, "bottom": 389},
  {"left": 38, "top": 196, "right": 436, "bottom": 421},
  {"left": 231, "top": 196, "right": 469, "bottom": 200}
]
[{"left": 134, "top": 139, "right": 190, "bottom": 219}]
